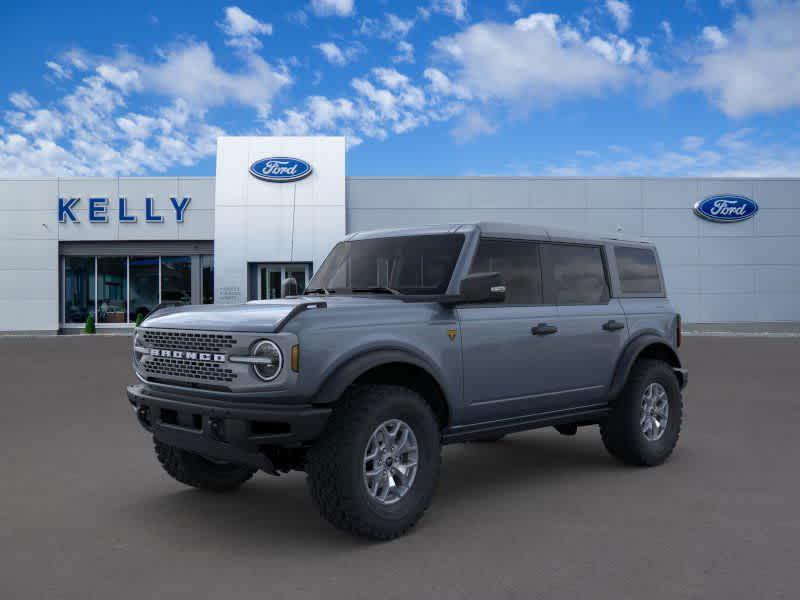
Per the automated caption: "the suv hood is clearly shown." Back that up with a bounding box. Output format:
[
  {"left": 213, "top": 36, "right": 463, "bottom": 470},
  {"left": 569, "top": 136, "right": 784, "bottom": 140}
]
[{"left": 140, "top": 296, "right": 406, "bottom": 333}]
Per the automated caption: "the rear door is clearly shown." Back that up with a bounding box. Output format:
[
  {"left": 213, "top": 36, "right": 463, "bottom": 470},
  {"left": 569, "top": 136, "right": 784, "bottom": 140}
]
[
  {"left": 540, "top": 242, "right": 628, "bottom": 407},
  {"left": 457, "top": 238, "right": 564, "bottom": 423}
]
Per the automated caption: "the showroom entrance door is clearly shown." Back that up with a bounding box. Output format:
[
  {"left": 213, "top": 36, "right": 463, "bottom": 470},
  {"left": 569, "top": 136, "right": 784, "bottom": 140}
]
[{"left": 257, "top": 263, "right": 311, "bottom": 299}]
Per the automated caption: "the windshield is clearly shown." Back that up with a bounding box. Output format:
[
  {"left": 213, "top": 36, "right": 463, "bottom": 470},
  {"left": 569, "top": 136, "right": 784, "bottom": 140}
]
[{"left": 307, "top": 234, "right": 465, "bottom": 296}]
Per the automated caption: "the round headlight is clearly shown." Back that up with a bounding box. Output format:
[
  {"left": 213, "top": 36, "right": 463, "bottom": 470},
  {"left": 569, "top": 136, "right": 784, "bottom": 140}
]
[
  {"left": 133, "top": 331, "right": 144, "bottom": 365},
  {"left": 252, "top": 340, "right": 283, "bottom": 381}
]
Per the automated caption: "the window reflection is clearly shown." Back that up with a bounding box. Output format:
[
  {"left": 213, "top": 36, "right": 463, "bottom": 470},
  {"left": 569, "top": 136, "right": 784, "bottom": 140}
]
[
  {"left": 161, "top": 256, "right": 191, "bottom": 305},
  {"left": 97, "top": 257, "right": 127, "bottom": 323},
  {"left": 64, "top": 256, "right": 95, "bottom": 324},
  {"left": 130, "top": 256, "right": 159, "bottom": 321}
]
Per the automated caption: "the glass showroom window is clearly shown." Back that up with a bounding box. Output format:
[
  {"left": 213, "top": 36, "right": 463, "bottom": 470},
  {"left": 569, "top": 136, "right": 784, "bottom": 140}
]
[
  {"left": 161, "top": 256, "right": 192, "bottom": 305},
  {"left": 201, "top": 255, "right": 214, "bottom": 304},
  {"left": 97, "top": 257, "right": 128, "bottom": 324},
  {"left": 129, "top": 256, "right": 159, "bottom": 321},
  {"left": 64, "top": 256, "right": 96, "bottom": 324}
]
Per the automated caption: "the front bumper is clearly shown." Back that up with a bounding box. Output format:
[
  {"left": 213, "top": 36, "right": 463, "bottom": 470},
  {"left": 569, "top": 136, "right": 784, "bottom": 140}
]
[{"left": 127, "top": 384, "right": 331, "bottom": 471}]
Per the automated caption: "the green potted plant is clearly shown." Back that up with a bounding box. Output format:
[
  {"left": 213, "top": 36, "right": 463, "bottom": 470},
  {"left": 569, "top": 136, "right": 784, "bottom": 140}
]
[
  {"left": 84, "top": 314, "right": 96, "bottom": 334},
  {"left": 135, "top": 313, "right": 145, "bottom": 327}
]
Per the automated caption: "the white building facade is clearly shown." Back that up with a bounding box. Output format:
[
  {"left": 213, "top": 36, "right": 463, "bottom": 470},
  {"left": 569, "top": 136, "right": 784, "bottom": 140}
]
[{"left": 0, "top": 136, "right": 798, "bottom": 334}]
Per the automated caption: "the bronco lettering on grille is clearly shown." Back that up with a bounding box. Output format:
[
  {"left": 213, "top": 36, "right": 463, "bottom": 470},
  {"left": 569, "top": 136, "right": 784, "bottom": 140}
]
[{"left": 149, "top": 349, "right": 227, "bottom": 362}]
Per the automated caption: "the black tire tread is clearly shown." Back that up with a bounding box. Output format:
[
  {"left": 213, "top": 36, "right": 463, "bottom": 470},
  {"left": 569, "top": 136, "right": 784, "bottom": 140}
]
[
  {"left": 306, "top": 384, "right": 441, "bottom": 540},
  {"left": 600, "top": 359, "right": 683, "bottom": 466},
  {"left": 154, "top": 439, "right": 256, "bottom": 492}
]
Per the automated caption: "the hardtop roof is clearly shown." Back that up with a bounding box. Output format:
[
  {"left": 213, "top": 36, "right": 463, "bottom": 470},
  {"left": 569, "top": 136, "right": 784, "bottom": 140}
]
[{"left": 347, "top": 221, "right": 653, "bottom": 246}]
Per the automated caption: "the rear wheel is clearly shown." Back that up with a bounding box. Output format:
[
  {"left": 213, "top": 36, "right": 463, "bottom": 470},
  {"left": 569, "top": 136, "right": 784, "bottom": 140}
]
[
  {"left": 306, "top": 385, "right": 441, "bottom": 540},
  {"left": 600, "top": 359, "right": 683, "bottom": 466},
  {"left": 154, "top": 440, "right": 256, "bottom": 492}
]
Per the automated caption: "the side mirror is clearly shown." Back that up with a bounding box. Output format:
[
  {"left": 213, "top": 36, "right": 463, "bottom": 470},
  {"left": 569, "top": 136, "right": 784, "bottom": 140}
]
[
  {"left": 457, "top": 272, "right": 506, "bottom": 303},
  {"left": 282, "top": 277, "right": 299, "bottom": 297}
]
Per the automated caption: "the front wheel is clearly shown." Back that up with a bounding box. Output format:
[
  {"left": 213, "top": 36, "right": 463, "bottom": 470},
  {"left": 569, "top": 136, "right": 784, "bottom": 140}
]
[
  {"left": 600, "top": 359, "right": 683, "bottom": 466},
  {"left": 306, "top": 385, "right": 441, "bottom": 540}
]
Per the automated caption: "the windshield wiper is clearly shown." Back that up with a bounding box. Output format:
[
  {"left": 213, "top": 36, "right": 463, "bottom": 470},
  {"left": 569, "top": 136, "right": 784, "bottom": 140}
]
[
  {"left": 350, "top": 286, "right": 402, "bottom": 296},
  {"left": 304, "top": 287, "right": 334, "bottom": 295}
]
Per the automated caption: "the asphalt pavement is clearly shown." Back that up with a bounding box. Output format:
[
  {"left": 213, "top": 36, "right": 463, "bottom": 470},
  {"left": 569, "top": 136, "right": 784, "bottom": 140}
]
[{"left": 1, "top": 334, "right": 798, "bottom": 599}]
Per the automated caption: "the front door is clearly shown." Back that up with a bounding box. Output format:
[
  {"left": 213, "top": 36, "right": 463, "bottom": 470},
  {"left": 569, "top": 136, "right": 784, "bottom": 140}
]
[
  {"left": 458, "top": 238, "right": 565, "bottom": 424},
  {"left": 257, "top": 263, "right": 311, "bottom": 299}
]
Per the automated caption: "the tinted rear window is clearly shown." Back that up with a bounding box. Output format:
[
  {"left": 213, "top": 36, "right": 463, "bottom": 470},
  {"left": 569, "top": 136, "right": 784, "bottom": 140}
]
[
  {"left": 615, "top": 246, "right": 663, "bottom": 295},
  {"left": 542, "top": 244, "right": 610, "bottom": 305}
]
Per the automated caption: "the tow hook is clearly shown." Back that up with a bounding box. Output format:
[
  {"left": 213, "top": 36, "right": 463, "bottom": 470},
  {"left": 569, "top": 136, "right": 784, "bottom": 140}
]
[
  {"left": 136, "top": 406, "right": 151, "bottom": 428},
  {"left": 208, "top": 417, "right": 224, "bottom": 441}
]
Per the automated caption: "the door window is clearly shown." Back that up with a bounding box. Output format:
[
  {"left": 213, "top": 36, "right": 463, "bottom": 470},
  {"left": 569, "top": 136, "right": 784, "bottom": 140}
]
[
  {"left": 541, "top": 244, "right": 610, "bottom": 305},
  {"left": 469, "top": 238, "right": 543, "bottom": 305}
]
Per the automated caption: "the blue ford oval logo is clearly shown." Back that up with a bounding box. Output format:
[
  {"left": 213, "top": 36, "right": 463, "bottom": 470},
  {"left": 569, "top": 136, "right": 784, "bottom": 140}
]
[
  {"left": 249, "top": 157, "right": 313, "bottom": 183},
  {"left": 693, "top": 195, "right": 758, "bottom": 223}
]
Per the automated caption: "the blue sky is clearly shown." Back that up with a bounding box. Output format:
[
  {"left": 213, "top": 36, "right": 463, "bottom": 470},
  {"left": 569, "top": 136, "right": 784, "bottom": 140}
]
[{"left": 1, "top": 0, "right": 798, "bottom": 177}]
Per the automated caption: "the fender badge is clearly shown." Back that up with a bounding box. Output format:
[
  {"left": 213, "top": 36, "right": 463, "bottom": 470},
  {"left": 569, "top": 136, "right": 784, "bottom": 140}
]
[{"left": 447, "top": 329, "right": 457, "bottom": 341}]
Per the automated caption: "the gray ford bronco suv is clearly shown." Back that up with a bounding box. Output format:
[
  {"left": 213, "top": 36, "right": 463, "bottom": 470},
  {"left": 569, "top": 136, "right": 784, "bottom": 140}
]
[{"left": 127, "top": 222, "right": 687, "bottom": 539}]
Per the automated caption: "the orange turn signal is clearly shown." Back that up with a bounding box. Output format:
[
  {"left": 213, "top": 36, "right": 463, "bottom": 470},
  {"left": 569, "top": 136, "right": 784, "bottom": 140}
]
[{"left": 291, "top": 344, "right": 300, "bottom": 372}]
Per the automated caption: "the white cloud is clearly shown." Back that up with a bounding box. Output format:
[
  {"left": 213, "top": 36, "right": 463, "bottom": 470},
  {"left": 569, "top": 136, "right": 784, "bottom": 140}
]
[
  {"left": 386, "top": 14, "right": 414, "bottom": 38},
  {"left": 430, "top": 0, "right": 468, "bottom": 21},
  {"left": 0, "top": 36, "right": 288, "bottom": 175},
  {"left": 681, "top": 135, "right": 705, "bottom": 152},
  {"left": 546, "top": 128, "right": 800, "bottom": 177},
  {"left": 266, "top": 66, "right": 463, "bottom": 145},
  {"left": 218, "top": 6, "right": 272, "bottom": 51},
  {"left": 701, "top": 25, "right": 728, "bottom": 49},
  {"left": 393, "top": 41, "right": 415, "bottom": 64},
  {"left": 507, "top": 1, "right": 522, "bottom": 16},
  {"left": 432, "top": 13, "right": 638, "bottom": 107},
  {"left": 606, "top": 0, "right": 632, "bottom": 33},
  {"left": 423, "top": 67, "right": 472, "bottom": 100},
  {"left": 720, "top": 0, "right": 736, "bottom": 7},
  {"left": 310, "top": 0, "right": 354, "bottom": 17},
  {"left": 660, "top": 20, "right": 673, "bottom": 43},
  {"left": 691, "top": 1, "right": 800, "bottom": 116},
  {"left": 9, "top": 91, "right": 38, "bottom": 111},
  {"left": 314, "top": 42, "right": 363, "bottom": 66},
  {"left": 139, "top": 42, "right": 290, "bottom": 116},
  {"left": 45, "top": 61, "right": 71, "bottom": 80},
  {"left": 451, "top": 110, "right": 496, "bottom": 142}
]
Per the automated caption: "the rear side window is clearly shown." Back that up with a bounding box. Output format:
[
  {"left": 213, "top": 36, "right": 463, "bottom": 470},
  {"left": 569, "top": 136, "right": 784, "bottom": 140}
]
[
  {"left": 615, "top": 246, "right": 663, "bottom": 296},
  {"left": 469, "top": 238, "right": 543, "bottom": 305},
  {"left": 541, "top": 243, "right": 610, "bottom": 305}
]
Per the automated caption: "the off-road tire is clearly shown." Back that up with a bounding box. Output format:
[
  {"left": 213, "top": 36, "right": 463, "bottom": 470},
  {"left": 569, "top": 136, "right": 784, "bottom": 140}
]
[
  {"left": 154, "top": 439, "right": 256, "bottom": 491},
  {"left": 306, "top": 385, "right": 441, "bottom": 540},
  {"left": 600, "top": 359, "right": 683, "bottom": 466}
]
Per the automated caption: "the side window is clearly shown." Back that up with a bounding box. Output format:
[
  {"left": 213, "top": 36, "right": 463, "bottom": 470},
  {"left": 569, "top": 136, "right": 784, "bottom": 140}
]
[
  {"left": 541, "top": 243, "right": 610, "bottom": 305},
  {"left": 615, "top": 246, "right": 663, "bottom": 296},
  {"left": 469, "top": 238, "right": 543, "bottom": 305}
]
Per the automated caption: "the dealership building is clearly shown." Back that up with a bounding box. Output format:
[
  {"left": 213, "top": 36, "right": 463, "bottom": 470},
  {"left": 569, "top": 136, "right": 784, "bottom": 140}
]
[{"left": 1, "top": 135, "right": 798, "bottom": 334}]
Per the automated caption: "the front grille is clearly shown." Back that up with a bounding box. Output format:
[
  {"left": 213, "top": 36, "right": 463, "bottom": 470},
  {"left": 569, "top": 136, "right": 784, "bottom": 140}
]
[
  {"left": 142, "top": 329, "right": 237, "bottom": 353},
  {"left": 143, "top": 356, "right": 238, "bottom": 383}
]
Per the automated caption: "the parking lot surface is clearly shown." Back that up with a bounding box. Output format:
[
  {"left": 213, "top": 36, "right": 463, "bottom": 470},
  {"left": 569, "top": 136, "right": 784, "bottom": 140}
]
[{"left": 1, "top": 334, "right": 798, "bottom": 599}]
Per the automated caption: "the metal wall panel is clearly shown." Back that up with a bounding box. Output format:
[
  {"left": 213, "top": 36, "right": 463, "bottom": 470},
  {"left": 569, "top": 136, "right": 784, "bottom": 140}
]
[{"left": 346, "top": 177, "right": 800, "bottom": 324}]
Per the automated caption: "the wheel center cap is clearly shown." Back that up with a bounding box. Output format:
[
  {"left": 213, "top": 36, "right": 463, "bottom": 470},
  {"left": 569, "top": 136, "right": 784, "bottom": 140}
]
[{"left": 385, "top": 456, "right": 394, "bottom": 467}]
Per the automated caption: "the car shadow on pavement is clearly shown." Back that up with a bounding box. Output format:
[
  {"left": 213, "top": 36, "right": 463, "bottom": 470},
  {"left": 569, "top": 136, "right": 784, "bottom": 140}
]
[{"left": 123, "top": 429, "right": 623, "bottom": 547}]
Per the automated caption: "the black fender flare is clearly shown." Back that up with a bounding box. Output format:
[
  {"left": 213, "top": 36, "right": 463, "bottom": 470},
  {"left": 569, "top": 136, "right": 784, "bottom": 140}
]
[
  {"left": 608, "top": 332, "right": 683, "bottom": 401},
  {"left": 311, "top": 348, "right": 451, "bottom": 416}
]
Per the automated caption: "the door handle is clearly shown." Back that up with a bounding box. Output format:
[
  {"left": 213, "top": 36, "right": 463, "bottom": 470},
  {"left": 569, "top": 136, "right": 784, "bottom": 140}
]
[
  {"left": 531, "top": 323, "right": 558, "bottom": 336},
  {"left": 602, "top": 320, "right": 625, "bottom": 332}
]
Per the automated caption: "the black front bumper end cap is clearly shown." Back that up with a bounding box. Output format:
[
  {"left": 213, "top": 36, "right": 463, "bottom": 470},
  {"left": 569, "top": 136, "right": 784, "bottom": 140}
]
[{"left": 126, "top": 384, "right": 332, "bottom": 469}]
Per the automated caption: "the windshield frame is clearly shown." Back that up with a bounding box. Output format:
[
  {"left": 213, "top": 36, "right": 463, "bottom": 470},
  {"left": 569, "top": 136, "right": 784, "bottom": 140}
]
[{"left": 306, "top": 233, "right": 467, "bottom": 297}]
